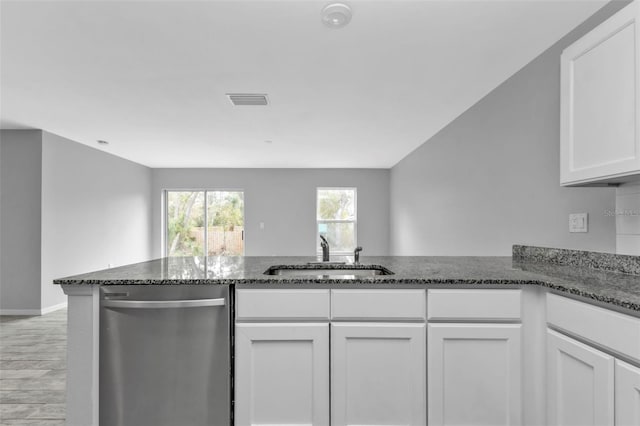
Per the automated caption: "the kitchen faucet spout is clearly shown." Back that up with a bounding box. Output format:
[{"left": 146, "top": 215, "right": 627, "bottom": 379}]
[
  {"left": 320, "top": 235, "right": 330, "bottom": 262},
  {"left": 354, "top": 246, "right": 363, "bottom": 265}
]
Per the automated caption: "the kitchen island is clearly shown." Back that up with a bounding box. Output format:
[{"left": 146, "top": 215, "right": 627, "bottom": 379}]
[{"left": 55, "top": 247, "right": 640, "bottom": 426}]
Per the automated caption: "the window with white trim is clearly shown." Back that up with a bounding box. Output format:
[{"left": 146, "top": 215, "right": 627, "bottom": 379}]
[{"left": 316, "top": 188, "right": 357, "bottom": 255}]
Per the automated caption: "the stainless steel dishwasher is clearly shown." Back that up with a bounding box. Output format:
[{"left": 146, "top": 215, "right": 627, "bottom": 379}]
[{"left": 100, "top": 285, "right": 232, "bottom": 426}]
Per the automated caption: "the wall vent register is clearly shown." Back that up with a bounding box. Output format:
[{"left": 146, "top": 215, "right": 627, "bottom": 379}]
[{"left": 227, "top": 93, "right": 269, "bottom": 106}]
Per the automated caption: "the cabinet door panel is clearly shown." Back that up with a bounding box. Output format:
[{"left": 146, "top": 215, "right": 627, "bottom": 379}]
[
  {"left": 331, "top": 323, "right": 426, "bottom": 426},
  {"left": 616, "top": 360, "right": 640, "bottom": 426},
  {"left": 428, "top": 324, "right": 522, "bottom": 426},
  {"left": 547, "top": 329, "right": 614, "bottom": 426},
  {"left": 561, "top": 1, "right": 640, "bottom": 184},
  {"left": 235, "top": 323, "right": 329, "bottom": 426}
]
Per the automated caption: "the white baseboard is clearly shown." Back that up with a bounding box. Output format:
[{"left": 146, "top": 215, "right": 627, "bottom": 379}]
[
  {"left": 41, "top": 302, "right": 68, "bottom": 315},
  {"left": 0, "top": 302, "right": 67, "bottom": 316},
  {"left": 0, "top": 308, "right": 42, "bottom": 316}
]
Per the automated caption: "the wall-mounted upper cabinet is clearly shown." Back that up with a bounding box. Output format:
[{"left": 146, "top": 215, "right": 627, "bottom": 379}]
[{"left": 560, "top": 1, "right": 640, "bottom": 186}]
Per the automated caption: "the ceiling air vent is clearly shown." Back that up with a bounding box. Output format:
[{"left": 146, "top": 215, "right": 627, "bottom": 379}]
[{"left": 227, "top": 93, "right": 269, "bottom": 106}]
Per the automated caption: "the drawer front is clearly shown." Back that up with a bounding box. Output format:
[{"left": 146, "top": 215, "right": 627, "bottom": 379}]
[
  {"left": 236, "top": 289, "right": 330, "bottom": 321},
  {"left": 547, "top": 293, "right": 640, "bottom": 361},
  {"left": 427, "top": 289, "right": 522, "bottom": 321},
  {"left": 331, "top": 289, "right": 426, "bottom": 321}
]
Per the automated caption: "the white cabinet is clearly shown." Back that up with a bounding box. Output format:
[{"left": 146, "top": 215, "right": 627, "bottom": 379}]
[
  {"left": 235, "top": 288, "right": 427, "bottom": 426},
  {"left": 616, "top": 360, "right": 640, "bottom": 426},
  {"left": 331, "top": 323, "right": 426, "bottom": 426},
  {"left": 546, "top": 294, "right": 640, "bottom": 425},
  {"left": 428, "top": 324, "right": 522, "bottom": 426},
  {"left": 234, "top": 323, "right": 329, "bottom": 426},
  {"left": 547, "top": 293, "right": 640, "bottom": 362},
  {"left": 236, "top": 289, "right": 330, "bottom": 321},
  {"left": 233, "top": 288, "right": 640, "bottom": 426},
  {"left": 331, "top": 289, "right": 426, "bottom": 321},
  {"left": 547, "top": 329, "right": 614, "bottom": 426},
  {"left": 329, "top": 290, "right": 427, "bottom": 426},
  {"left": 427, "top": 289, "right": 521, "bottom": 321},
  {"left": 560, "top": 0, "right": 640, "bottom": 185},
  {"left": 427, "top": 289, "right": 523, "bottom": 426}
]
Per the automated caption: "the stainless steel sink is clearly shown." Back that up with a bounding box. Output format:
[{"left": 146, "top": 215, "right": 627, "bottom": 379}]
[{"left": 264, "top": 265, "right": 394, "bottom": 277}]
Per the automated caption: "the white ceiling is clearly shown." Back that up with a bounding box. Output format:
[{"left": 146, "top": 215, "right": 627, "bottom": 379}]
[{"left": 1, "top": 0, "right": 608, "bottom": 168}]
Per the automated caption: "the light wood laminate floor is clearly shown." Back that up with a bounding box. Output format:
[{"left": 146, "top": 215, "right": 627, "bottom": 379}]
[{"left": 0, "top": 309, "right": 66, "bottom": 425}]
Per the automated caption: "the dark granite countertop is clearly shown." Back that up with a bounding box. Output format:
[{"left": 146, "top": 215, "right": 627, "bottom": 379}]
[{"left": 54, "top": 255, "right": 640, "bottom": 312}]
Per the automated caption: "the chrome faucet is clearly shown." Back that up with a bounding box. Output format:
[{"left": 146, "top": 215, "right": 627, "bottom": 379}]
[
  {"left": 320, "top": 235, "right": 330, "bottom": 262},
  {"left": 354, "top": 246, "right": 363, "bottom": 265}
]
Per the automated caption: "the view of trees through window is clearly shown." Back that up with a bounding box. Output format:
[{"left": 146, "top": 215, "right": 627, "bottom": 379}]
[
  {"left": 166, "top": 190, "right": 244, "bottom": 256},
  {"left": 317, "top": 188, "right": 357, "bottom": 254}
]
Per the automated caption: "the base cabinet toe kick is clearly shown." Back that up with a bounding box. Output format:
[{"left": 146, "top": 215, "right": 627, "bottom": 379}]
[{"left": 63, "top": 285, "right": 640, "bottom": 426}]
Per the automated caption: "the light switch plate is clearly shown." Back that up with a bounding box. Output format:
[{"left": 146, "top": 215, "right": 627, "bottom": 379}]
[{"left": 569, "top": 213, "right": 588, "bottom": 233}]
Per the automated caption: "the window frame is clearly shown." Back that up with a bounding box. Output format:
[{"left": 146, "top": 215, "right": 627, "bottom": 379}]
[
  {"left": 316, "top": 187, "right": 358, "bottom": 256},
  {"left": 163, "top": 189, "right": 245, "bottom": 257}
]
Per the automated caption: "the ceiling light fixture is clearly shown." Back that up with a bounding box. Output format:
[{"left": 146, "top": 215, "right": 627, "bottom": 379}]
[{"left": 322, "top": 3, "right": 352, "bottom": 29}]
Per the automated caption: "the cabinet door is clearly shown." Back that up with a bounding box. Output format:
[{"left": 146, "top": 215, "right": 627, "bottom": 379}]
[
  {"left": 616, "top": 360, "right": 640, "bottom": 426},
  {"left": 560, "top": 1, "right": 640, "bottom": 185},
  {"left": 428, "top": 324, "right": 522, "bottom": 426},
  {"left": 547, "top": 329, "right": 614, "bottom": 426},
  {"left": 235, "top": 323, "right": 329, "bottom": 426},
  {"left": 331, "top": 323, "right": 426, "bottom": 426}
]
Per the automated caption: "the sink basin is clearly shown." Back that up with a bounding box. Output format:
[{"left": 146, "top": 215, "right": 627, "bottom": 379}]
[{"left": 264, "top": 265, "right": 394, "bottom": 277}]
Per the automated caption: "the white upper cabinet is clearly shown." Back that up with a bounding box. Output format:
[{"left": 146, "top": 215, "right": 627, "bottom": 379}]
[{"left": 560, "top": 1, "right": 640, "bottom": 185}]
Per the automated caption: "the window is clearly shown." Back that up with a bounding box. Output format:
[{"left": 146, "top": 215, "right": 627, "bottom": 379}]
[
  {"left": 165, "top": 190, "right": 244, "bottom": 257},
  {"left": 317, "top": 188, "right": 357, "bottom": 255}
]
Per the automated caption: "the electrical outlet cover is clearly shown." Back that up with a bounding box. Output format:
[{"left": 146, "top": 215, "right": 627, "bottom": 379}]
[{"left": 569, "top": 213, "right": 588, "bottom": 233}]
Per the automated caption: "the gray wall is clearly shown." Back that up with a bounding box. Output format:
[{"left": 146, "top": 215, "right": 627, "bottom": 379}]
[
  {"left": 151, "top": 169, "right": 390, "bottom": 257},
  {"left": 0, "top": 130, "right": 43, "bottom": 311},
  {"left": 389, "top": 2, "right": 627, "bottom": 256},
  {"left": 40, "top": 132, "right": 153, "bottom": 309}
]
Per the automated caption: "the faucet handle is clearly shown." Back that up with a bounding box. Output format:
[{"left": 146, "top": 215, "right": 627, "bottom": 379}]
[{"left": 354, "top": 246, "right": 363, "bottom": 253}]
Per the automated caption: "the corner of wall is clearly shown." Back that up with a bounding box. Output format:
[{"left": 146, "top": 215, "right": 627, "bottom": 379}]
[
  {"left": 615, "top": 179, "right": 640, "bottom": 255},
  {"left": 0, "top": 130, "right": 44, "bottom": 312}
]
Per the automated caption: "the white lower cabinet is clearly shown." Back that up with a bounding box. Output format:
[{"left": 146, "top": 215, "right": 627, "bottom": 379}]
[
  {"left": 233, "top": 289, "right": 640, "bottom": 426},
  {"left": 428, "top": 323, "right": 522, "bottom": 426},
  {"left": 616, "top": 360, "right": 640, "bottom": 426},
  {"left": 546, "top": 329, "right": 614, "bottom": 426},
  {"left": 330, "top": 323, "right": 426, "bottom": 426},
  {"left": 234, "top": 323, "right": 330, "bottom": 426}
]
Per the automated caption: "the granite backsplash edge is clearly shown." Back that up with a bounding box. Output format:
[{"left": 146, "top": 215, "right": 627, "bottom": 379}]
[{"left": 513, "top": 245, "right": 640, "bottom": 276}]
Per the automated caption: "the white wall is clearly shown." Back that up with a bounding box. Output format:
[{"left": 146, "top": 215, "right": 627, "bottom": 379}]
[
  {"left": 389, "top": 2, "right": 625, "bottom": 256},
  {"left": 616, "top": 180, "right": 640, "bottom": 255},
  {"left": 40, "top": 132, "right": 153, "bottom": 310},
  {"left": 151, "top": 168, "right": 390, "bottom": 257},
  {"left": 0, "top": 130, "right": 43, "bottom": 312}
]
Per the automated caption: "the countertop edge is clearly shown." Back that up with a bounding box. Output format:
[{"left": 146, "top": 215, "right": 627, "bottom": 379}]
[{"left": 55, "top": 277, "right": 640, "bottom": 314}]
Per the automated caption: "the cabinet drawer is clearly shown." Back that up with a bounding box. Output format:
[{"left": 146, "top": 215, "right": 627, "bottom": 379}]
[
  {"left": 331, "top": 289, "right": 426, "bottom": 321},
  {"left": 547, "top": 293, "right": 640, "bottom": 361},
  {"left": 236, "top": 289, "right": 330, "bottom": 321},
  {"left": 427, "top": 289, "right": 522, "bottom": 321}
]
